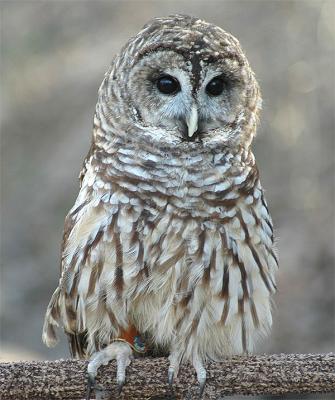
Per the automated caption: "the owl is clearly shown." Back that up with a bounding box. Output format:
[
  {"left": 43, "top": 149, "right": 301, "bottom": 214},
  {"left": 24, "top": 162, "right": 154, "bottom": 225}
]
[{"left": 43, "top": 14, "right": 278, "bottom": 398}]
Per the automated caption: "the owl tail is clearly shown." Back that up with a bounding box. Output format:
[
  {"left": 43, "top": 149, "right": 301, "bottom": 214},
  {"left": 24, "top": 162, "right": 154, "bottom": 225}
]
[{"left": 42, "top": 287, "right": 61, "bottom": 348}]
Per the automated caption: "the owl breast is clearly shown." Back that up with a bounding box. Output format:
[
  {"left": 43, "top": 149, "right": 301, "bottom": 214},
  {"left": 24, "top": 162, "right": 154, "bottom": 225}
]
[{"left": 65, "top": 143, "right": 277, "bottom": 359}]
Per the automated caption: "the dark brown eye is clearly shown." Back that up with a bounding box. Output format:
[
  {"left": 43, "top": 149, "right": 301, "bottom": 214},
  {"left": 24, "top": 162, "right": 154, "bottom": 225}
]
[
  {"left": 156, "top": 75, "right": 180, "bottom": 95},
  {"left": 206, "top": 77, "right": 225, "bottom": 96}
]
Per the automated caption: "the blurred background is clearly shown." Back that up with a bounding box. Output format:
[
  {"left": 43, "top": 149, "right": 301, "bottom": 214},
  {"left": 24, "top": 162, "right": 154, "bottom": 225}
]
[{"left": 1, "top": 0, "right": 334, "bottom": 392}]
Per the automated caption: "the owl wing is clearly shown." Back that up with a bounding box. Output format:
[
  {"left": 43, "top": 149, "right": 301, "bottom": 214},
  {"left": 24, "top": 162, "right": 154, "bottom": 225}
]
[
  {"left": 43, "top": 148, "right": 120, "bottom": 358},
  {"left": 210, "top": 162, "right": 278, "bottom": 353}
]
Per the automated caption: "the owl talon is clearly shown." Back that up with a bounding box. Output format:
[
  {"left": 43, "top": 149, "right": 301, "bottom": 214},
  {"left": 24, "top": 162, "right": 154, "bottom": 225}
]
[
  {"left": 168, "top": 368, "right": 174, "bottom": 387},
  {"left": 168, "top": 350, "right": 182, "bottom": 396},
  {"left": 117, "top": 382, "right": 124, "bottom": 395},
  {"left": 198, "top": 379, "right": 206, "bottom": 398},
  {"left": 86, "top": 374, "right": 96, "bottom": 400},
  {"left": 193, "top": 354, "right": 206, "bottom": 398},
  {"left": 167, "top": 368, "right": 176, "bottom": 397},
  {"left": 86, "top": 375, "right": 106, "bottom": 399}
]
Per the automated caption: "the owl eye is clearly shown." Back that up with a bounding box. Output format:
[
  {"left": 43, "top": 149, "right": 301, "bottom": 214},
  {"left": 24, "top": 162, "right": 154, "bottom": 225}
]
[
  {"left": 206, "top": 77, "right": 225, "bottom": 96},
  {"left": 156, "top": 75, "right": 181, "bottom": 95}
]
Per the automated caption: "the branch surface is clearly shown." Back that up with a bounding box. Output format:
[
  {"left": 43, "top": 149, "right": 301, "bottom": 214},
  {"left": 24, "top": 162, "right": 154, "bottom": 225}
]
[{"left": 0, "top": 353, "right": 334, "bottom": 399}]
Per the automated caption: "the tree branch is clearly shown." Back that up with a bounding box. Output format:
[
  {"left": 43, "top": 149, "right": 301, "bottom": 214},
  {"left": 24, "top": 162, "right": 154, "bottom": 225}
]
[{"left": 0, "top": 354, "right": 334, "bottom": 399}]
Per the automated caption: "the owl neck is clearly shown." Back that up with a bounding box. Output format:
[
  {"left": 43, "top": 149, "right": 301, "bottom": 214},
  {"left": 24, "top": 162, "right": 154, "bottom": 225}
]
[{"left": 93, "top": 134, "right": 252, "bottom": 191}]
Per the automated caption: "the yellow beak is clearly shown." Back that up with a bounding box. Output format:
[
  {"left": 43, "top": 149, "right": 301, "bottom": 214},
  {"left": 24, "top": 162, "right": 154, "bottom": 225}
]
[{"left": 186, "top": 105, "right": 198, "bottom": 138}]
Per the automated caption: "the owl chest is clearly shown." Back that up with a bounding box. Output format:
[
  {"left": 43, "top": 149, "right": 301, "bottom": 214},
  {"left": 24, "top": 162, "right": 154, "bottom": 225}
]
[
  {"left": 111, "top": 170, "right": 247, "bottom": 280},
  {"left": 109, "top": 172, "right": 273, "bottom": 297},
  {"left": 117, "top": 201, "right": 232, "bottom": 296}
]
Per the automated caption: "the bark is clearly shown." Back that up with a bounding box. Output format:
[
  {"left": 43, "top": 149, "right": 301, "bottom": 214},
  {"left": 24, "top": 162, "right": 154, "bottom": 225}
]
[{"left": 0, "top": 353, "right": 334, "bottom": 399}]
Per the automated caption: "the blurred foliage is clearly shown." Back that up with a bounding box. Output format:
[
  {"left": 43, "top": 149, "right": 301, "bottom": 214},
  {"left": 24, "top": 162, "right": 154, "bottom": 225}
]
[{"left": 1, "top": 1, "right": 334, "bottom": 375}]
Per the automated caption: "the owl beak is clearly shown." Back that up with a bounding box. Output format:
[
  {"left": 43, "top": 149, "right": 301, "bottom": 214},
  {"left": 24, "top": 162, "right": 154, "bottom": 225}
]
[{"left": 186, "top": 105, "right": 198, "bottom": 138}]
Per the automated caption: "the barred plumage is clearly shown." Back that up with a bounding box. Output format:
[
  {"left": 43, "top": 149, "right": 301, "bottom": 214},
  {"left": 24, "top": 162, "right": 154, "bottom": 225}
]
[{"left": 43, "top": 14, "right": 278, "bottom": 396}]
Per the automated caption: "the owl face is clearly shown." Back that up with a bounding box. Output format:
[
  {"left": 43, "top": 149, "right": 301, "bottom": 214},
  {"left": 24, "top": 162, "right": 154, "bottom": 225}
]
[
  {"left": 127, "top": 50, "right": 246, "bottom": 144},
  {"left": 102, "top": 15, "right": 261, "bottom": 150}
]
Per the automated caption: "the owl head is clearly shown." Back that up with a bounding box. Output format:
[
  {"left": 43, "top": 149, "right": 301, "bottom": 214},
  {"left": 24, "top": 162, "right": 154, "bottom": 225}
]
[{"left": 97, "top": 15, "right": 262, "bottom": 151}]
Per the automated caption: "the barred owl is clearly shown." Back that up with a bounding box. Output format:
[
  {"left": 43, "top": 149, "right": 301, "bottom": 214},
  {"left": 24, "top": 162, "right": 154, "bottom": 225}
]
[{"left": 43, "top": 14, "right": 278, "bottom": 398}]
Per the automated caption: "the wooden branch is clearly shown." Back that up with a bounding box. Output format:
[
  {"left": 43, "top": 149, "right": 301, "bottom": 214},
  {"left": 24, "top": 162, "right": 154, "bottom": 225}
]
[{"left": 0, "top": 354, "right": 334, "bottom": 399}]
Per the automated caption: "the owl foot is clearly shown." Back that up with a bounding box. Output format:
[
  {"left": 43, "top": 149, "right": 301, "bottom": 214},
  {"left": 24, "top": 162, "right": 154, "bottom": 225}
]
[
  {"left": 86, "top": 341, "right": 133, "bottom": 399},
  {"left": 168, "top": 351, "right": 206, "bottom": 398}
]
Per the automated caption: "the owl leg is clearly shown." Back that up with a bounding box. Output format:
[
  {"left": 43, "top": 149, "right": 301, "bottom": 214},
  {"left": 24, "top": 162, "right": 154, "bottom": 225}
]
[{"left": 86, "top": 341, "right": 133, "bottom": 399}]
